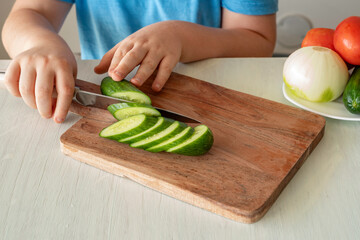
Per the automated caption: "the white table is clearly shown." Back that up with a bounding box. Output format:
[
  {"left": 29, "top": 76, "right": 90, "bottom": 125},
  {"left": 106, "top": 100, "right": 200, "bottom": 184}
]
[{"left": 0, "top": 57, "right": 359, "bottom": 240}]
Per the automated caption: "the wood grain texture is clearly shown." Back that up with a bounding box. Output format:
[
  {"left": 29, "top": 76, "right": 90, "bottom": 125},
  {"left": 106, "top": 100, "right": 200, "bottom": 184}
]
[{"left": 61, "top": 72, "right": 325, "bottom": 223}]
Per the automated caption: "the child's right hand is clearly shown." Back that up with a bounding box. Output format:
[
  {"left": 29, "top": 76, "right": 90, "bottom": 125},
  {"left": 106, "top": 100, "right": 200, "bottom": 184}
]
[
  {"left": 94, "top": 20, "right": 184, "bottom": 92},
  {"left": 4, "top": 45, "right": 77, "bottom": 123}
]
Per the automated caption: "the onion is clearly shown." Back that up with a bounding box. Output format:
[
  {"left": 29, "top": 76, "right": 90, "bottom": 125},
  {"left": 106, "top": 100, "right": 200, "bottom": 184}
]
[{"left": 283, "top": 46, "right": 349, "bottom": 102}]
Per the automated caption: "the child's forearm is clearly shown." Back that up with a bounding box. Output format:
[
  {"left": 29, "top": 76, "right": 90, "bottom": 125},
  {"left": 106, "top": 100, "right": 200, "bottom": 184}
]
[
  {"left": 2, "top": 2, "right": 77, "bottom": 124},
  {"left": 2, "top": 8, "right": 71, "bottom": 58},
  {"left": 174, "top": 20, "right": 276, "bottom": 63}
]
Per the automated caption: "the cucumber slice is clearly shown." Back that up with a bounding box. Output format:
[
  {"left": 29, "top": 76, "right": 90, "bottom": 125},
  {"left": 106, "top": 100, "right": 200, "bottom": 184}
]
[
  {"left": 130, "top": 121, "right": 187, "bottom": 149},
  {"left": 146, "top": 126, "right": 194, "bottom": 153},
  {"left": 119, "top": 117, "right": 174, "bottom": 144},
  {"left": 99, "top": 114, "right": 158, "bottom": 141},
  {"left": 108, "top": 103, "right": 161, "bottom": 120},
  {"left": 101, "top": 77, "right": 151, "bottom": 104},
  {"left": 166, "top": 125, "right": 214, "bottom": 156}
]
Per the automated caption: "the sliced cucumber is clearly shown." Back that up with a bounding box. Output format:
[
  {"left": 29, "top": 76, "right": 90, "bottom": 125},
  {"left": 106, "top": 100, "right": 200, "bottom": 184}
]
[
  {"left": 130, "top": 121, "right": 187, "bottom": 149},
  {"left": 167, "top": 125, "right": 214, "bottom": 156},
  {"left": 99, "top": 114, "right": 158, "bottom": 141},
  {"left": 146, "top": 126, "right": 194, "bottom": 153},
  {"left": 108, "top": 102, "right": 161, "bottom": 120},
  {"left": 119, "top": 117, "right": 174, "bottom": 144},
  {"left": 100, "top": 76, "right": 214, "bottom": 155},
  {"left": 101, "top": 77, "right": 151, "bottom": 104}
]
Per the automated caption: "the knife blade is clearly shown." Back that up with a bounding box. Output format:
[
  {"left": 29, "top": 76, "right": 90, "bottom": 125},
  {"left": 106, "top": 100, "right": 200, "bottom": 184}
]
[
  {"left": 0, "top": 70, "right": 200, "bottom": 123},
  {"left": 74, "top": 87, "right": 200, "bottom": 123}
]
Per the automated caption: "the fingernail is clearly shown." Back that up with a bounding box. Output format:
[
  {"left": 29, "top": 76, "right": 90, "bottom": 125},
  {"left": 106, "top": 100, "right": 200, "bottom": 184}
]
[
  {"left": 154, "top": 83, "right": 162, "bottom": 91},
  {"left": 111, "top": 73, "right": 120, "bottom": 81},
  {"left": 55, "top": 117, "right": 64, "bottom": 123},
  {"left": 131, "top": 78, "right": 140, "bottom": 85},
  {"left": 115, "top": 71, "right": 124, "bottom": 79},
  {"left": 110, "top": 75, "right": 118, "bottom": 81}
]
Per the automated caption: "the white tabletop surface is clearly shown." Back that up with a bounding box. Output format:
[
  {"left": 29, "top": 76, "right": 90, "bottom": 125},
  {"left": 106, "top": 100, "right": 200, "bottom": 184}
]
[{"left": 0, "top": 57, "right": 359, "bottom": 240}]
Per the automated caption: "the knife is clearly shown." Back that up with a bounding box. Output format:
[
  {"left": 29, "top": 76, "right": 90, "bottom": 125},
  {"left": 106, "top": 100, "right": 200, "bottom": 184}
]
[{"left": 0, "top": 70, "right": 200, "bottom": 123}]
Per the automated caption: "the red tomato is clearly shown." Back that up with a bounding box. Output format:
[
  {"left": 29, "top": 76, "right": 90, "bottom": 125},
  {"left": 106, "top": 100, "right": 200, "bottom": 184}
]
[
  {"left": 334, "top": 16, "right": 360, "bottom": 65},
  {"left": 301, "top": 28, "right": 335, "bottom": 51}
]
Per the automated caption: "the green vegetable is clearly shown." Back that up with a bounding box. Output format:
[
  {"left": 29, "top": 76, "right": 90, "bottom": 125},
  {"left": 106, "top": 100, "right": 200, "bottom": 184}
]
[
  {"left": 100, "top": 77, "right": 151, "bottom": 104},
  {"left": 343, "top": 66, "right": 360, "bottom": 114},
  {"left": 130, "top": 121, "right": 187, "bottom": 150},
  {"left": 119, "top": 117, "right": 174, "bottom": 144},
  {"left": 167, "top": 125, "right": 214, "bottom": 156},
  {"left": 100, "top": 76, "right": 214, "bottom": 156},
  {"left": 99, "top": 114, "right": 158, "bottom": 141},
  {"left": 108, "top": 102, "right": 161, "bottom": 120},
  {"left": 146, "top": 126, "right": 194, "bottom": 152}
]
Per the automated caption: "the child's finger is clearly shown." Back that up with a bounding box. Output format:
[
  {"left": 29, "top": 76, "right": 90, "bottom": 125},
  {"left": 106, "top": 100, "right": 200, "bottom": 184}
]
[
  {"left": 53, "top": 69, "right": 75, "bottom": 123},
  {"left": 152, "top": 56, "right": 178, "bottom": 92},
  {"left": 4, "top": 61, "right": 21, "bottom": 97},
  {"left": 35, "top": 69, "right": 55, "bottom": 119},
  {"left": 130, "top": 52, "right": 163, "bottom": 87},
  {"left": 108, "top": 43, "right": 134, "bottom": 81},
  {"left": 113, "top": 46, "right": 147, "bottom": 81},
  {"left": 94, "top": 45, "right": 117, "bottom": 74},
  {"left": 19, "top": 66, "right": 37, "bottom": 109}
]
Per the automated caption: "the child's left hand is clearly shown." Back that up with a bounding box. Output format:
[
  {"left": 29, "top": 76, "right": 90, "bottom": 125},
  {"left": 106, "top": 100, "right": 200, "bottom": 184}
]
[{"left": 94, "top": 20, "right": 184, "bottom": 92}]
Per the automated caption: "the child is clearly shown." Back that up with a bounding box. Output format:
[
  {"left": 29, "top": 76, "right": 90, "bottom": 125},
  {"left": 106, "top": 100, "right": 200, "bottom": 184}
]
[{"left": 2, "top": 0, "right": 278, "bottom": 123}]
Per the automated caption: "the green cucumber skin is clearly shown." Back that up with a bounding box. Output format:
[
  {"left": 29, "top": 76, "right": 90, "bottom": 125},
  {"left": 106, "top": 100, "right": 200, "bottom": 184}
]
[
  {"left": 101, "top": 77, "right": 142, "bottom": 94},
  {"left": 167, "top": 126, "right": 214, "bottom": 156},
  {"left": 107, "top": 103, "right": 161, "bottom": 120},
  {"left": 146, "top": 126, "right": 194, "bottom": 153},
  {"left": 99, "top": 115, "right": 158, "bottom": 141},
  {"left": 108, "top": 102, "right": 153, "bottom": 115},
  {"left": 100, "top": 77, "right": 151, "bottom": 104},
  {"left": 130, "top": 122, "right": 187, "bottom": 150},
  {"left": 343, "top": 67, "right": 360, "bottom": 114},
  {"left": 119, "top": 117, "right": 174, "bottom": 144}
]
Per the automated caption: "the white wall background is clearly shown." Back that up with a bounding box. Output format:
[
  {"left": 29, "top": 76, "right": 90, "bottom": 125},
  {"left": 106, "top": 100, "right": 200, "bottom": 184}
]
[
  {"left": 275, "top": 1, "right": 360, "bottom": 56},
  {"left": 0, "top": 0, "right": 15, "bottom": 59},
  {"left": 1, "top": 0, "right": 360, "bottom": 59}
]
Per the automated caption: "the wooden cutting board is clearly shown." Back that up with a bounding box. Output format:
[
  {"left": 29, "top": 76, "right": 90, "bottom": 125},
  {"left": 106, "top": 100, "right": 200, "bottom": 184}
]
[{"left": 60, "top": 73, "right": 325, "bottom": 223}]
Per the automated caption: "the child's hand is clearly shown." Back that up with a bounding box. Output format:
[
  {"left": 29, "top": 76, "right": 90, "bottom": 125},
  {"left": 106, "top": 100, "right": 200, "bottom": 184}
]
[
  {"left": 94, "top": 21, "right": 183, "bottom": 91},
  {"left": 4, "top": 46, "right": 77, "bottom": 123}
]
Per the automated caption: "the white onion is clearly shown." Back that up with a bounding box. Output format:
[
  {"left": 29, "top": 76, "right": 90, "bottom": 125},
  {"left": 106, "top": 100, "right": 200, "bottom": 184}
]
[{"left": 283, "top": 46, "right": 349, "bottom": 102}]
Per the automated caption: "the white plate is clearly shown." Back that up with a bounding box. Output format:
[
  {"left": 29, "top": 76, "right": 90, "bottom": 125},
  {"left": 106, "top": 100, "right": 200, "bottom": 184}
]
[{"left": 282, "top": 83, "right": 360, "bottom": 121}]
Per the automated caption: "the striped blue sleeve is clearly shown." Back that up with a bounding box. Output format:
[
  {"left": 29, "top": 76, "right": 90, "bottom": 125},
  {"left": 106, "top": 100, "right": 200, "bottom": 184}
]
[{"left": 222, "top": 0, "right": 278, "bottom": 15}]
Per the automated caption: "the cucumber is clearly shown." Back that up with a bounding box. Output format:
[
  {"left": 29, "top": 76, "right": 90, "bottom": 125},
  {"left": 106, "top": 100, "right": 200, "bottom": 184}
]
[
  {"left": 119, "top": 117, "right": 174, "bottom": 144},
  {"left": 108, "top": 102, "right": 161, "bottom": 120},
  {"left": 99, "top": 114, "right": 158, "bottom": 141},
  {"left": 167, "top": 125, "right": 214, "bottom": 156},
  {"left": 146, "top": 126, "right": 194, "bottom": 153},
  {"left": 100, "top": 76, "right": 214, "bottom": 155},
  {"left": 130, "top": 121, "right": 187, "bottom": 150},
  {"left": 343, "top": 66, "right": 360, "bottom": 114},
  {"left": 101, "top": 77, "right": 151, "bottom": 105}
]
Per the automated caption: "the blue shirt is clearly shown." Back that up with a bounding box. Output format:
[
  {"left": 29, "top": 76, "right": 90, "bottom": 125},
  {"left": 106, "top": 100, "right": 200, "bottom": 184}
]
[{"left": 58, "top": 0, "right": 278, "bottom": 59}]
